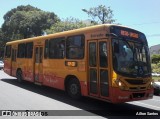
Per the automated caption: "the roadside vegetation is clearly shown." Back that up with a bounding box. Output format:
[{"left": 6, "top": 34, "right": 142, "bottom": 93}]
[{"left": 151, "top": 54, "right": 160, "bottom": 81}]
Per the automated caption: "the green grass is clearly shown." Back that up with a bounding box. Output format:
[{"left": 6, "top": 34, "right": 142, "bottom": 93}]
[{"left": 152, "top": 76, "right": 160, "bottom": 82}]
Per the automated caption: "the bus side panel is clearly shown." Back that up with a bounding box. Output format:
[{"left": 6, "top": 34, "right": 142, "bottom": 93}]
[
  {"left": 17, "top": 59, "right": 34, "bottom": 82},
  {"left": 11, "top": 61, "right": 17, "bottom": 77},
  {"left": 42, "top": 59, "right": 65, "bottom": 90},
  {"left": 4, "top": 58, "right": 12, "bottom": 75},
  {"left": 42, "top": 59, "right": 89, "bottom": 95},
  {"left": 43, "top": 72, "right": 64, "bottom": 90},
  {"left": 80, "top": 81, "right": 88, "bottom": 96},
  {"left": 23, "top": 59, "right": 34, "bottom": 82},
  {"left": 42, "top": 72, "right": 89, "bottom": 96}
]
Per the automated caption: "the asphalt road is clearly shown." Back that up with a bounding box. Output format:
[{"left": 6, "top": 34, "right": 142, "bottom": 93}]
[{"left": 0, "top": 70, "right": 159, "bottom": 119}]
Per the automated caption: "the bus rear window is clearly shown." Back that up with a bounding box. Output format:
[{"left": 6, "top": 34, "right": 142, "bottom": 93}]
[
  {"left": 5, "top": 45, "right": 11, "bottom": 58},
  {"left": 66, "top": 35, "right": 84, "bottom": 59}
]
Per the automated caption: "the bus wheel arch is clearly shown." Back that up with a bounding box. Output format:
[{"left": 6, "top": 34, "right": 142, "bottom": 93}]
[
  {"left": 16, "top": 68, "right": 23, "bottom": 83},
  {"left": 65, "top": 75, "right": 81, "bottom": 99}
]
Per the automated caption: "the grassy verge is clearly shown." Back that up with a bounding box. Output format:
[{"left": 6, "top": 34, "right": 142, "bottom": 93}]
[{"left": 152, "top": 76, "right": 160, "bottom": 82}]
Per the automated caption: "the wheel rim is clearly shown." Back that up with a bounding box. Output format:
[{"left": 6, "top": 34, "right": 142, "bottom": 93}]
[{"left": 70, "top": 84, "right": 78, "bottom": 95}]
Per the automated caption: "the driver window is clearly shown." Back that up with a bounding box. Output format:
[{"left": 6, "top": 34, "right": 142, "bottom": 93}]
[{"left": 113, "top": 39, "right": 134, "bottom": 71}]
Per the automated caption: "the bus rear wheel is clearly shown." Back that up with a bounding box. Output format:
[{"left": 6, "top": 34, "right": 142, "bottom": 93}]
[
  {"left": 16, "top": 70, "right": 23, "bottom": 83},
  {"left": 67, "top": 78, "right": 81, "bottom": 99}
]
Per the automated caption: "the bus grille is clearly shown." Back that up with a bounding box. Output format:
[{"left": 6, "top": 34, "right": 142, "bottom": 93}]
[
  {"left": 125, "top": 79, "right": 147, "bottom": 85},
  {"left": 129, "top": 87, "right": 146, "bottom": 91},
  {"left": 132, "top": 93, "right": 145, "bottom": 98}
]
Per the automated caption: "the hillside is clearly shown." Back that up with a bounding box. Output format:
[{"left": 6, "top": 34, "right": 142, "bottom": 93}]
[{"left": 150, "top": 44, "right": 160, "bottom": 55}]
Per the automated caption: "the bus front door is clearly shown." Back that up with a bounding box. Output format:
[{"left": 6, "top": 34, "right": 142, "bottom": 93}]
[
  {"left": 34, "top": 47, "right": 43, "bottom": 84},
  {"left": 88, "top": 40, "right": 109, "bottom": 98}
]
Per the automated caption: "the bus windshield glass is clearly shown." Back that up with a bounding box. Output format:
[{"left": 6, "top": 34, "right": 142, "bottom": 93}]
[{"left": 112, "top": 38, "right": 151, "bottom": 77}]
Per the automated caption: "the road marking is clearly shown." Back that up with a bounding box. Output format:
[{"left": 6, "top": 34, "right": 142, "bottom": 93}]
[
  {"left": 134, "top": 101, "right": 160, "bottom": 109},
  {"left": 151, "top": 99, "right": 160, "bottom": 102}
]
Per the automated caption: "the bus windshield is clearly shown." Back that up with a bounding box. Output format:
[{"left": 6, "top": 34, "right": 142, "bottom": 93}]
[{"left": 112, "top": 38, "right": 151, "bottom": 77}]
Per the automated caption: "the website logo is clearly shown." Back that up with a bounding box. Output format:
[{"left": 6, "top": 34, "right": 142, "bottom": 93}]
[{"left": 2, "top": 111, "right": 11, "bottom": 116}]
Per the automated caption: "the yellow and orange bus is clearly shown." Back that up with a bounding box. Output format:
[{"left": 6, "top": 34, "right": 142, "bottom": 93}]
[{"left": 4, "top": 24, "right": 153, "bottom": 103}]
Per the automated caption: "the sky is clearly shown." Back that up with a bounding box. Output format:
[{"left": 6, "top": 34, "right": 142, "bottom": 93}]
[{"left": 0, "top": 0, "right": 160, "bottom": 47}]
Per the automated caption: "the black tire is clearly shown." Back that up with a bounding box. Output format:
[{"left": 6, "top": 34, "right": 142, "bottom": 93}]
[
  {"left": 16, "top": 70, "right": 23, "bottom": 83},
  {"left": 67, "top": 78, "right": 81, "bottom": 99}
]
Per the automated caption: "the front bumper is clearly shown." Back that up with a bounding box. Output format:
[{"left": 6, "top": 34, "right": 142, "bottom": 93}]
[
  {"left": 154, "top": 88, "right": 160, "bottom": 95},
  {"left": 111, "top": 87, "right": 154, "bottom": 103}
]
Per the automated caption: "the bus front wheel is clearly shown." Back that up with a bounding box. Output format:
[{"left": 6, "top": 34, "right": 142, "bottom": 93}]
[
  {"left": 16, "top": 70, "right": 23, "bottom": 83},
  {"left": 67, "top": 78, "right": 81, "bottom": 99}
]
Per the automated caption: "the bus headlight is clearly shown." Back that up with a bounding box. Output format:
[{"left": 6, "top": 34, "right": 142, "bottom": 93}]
[
  {"left": 148, "top": 81, "right": 154, "bottom": 89},
  {"left": 115, "top": 79, "right": 126, "bottom": 90},
  {"left": 118, "top": 81, "right": 122, "bottom": 87}
]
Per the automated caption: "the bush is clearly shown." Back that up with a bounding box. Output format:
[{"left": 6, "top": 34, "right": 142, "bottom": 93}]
[
  {"left": 151, "top": 62, "right": 160, "bottom": 73},
  {"left": 151, "top": 54, "right": 160, "bottom": 64}
]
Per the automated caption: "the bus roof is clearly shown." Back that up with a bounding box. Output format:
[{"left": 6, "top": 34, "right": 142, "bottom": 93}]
[{"left": 5, "top": 24, "right": 142, "bottom": 45}]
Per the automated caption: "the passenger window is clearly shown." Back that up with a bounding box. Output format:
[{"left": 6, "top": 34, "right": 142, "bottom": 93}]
[
  {"left": 25, "top": 42, "right": 33, "bottom": 58},
  {"left": 5, "top": 45, "right": 11, "bottom": 58},
  {"left": 17, "top": 43, "right": 25, "bottom": 58},
  {"left": 49, "top": 37, "right": 65, "bottom": 59},
  {"left": 66, "top": 35, "right": 84, "bottom": 59}
]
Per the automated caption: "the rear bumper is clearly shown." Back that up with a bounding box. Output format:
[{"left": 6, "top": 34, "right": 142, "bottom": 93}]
[{"left": 111, "top": 87, "right": 154, "bottom": 103}]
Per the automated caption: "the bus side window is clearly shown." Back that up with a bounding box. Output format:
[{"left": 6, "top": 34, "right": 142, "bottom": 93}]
[
  {"left": 49, "top": 38, "right": 65, "bottom": 59},
  {"left": 44, "top": 40, "right": 49, "bottom": 59},
  {"left": 58, "top": 40, "right": 65, "bottom": 58},
  {"left": 66, "top": 35, "right": 84, "bottom": 59},
  {"left": 17, "top": 43, "right": 25, "bottom": 58},
  {"left": 25, "top": 42, "right": 33, "bottom": 58},
  {"left": 5, "top": 45, "right": 11, "bottom": 58}
]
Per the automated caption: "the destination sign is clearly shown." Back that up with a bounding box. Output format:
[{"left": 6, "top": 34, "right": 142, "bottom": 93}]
[
  {"left": 110, "top": 26, "right": 148, "bottom": 44},
  {"left": 110, "top": 26, "right": 143, "bottom": 39},
  {"left": 120, "top": 30, "right": 139, "bottom": 39}
]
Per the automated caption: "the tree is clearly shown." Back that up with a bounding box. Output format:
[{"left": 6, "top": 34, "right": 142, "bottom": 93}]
[
  {"left": 2, "top": 5, "right": 60, "bottom": 40},
  {"left": 46, "top": 17, "right": 89, "bottom": 34},
  {"left": 82, "top": 5, "right": 115, "bottom": 24},
  {"left": 0, "top": 29, "right": 6, "bottom": 58},
  {"left": 151, "top": 54, "right": 160, "bottom": 64}
]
